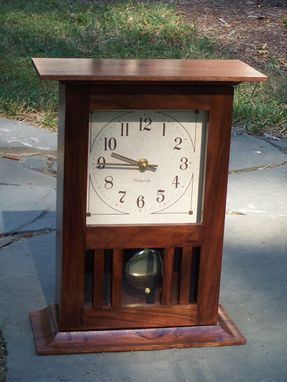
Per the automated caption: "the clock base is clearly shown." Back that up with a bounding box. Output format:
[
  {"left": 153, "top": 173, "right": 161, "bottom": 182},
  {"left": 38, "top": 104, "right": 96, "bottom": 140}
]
[{"left": 30, "top": 304, "right": 246, "bottom": 355}]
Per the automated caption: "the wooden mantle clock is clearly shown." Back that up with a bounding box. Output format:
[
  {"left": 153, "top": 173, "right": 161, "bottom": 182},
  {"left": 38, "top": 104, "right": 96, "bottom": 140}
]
[{"left": 30, "top": 58, "right": 266, "bottom": 354}]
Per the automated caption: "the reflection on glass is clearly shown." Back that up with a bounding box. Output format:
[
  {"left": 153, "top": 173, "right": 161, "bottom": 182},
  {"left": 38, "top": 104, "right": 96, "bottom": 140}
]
[{"left": 122, "top": 248, "right": 163, "bottom": 306}]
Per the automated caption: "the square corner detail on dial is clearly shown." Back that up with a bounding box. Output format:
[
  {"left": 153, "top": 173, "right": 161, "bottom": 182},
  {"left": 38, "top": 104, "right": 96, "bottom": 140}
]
[{"left": 86, "top": 110, "right": 208, "bottom": 225}]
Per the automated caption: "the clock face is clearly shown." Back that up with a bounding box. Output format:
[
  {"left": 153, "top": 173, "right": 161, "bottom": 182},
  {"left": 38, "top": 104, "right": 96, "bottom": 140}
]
[{"left": 87, "top": 110, "right": 207, "bottom": 225}]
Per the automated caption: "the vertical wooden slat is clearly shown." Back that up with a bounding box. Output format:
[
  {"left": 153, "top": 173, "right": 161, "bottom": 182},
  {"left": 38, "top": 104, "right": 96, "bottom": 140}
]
[
  {"left": 162, "top": 248, "right": 174, "bottom": 305},
  {"left": 197, "top": 88, "right": 234, "bottom": 324},
  {"left": 112, "top": 249, "right": 123, "bottom": 307},
  {"left": 56, "top": 84, "right": 90, "bottom": 331},
  {"left": 93, "top": 250, "right": 104, "bottom": 308},
  {"left": 179, "top": 247, "right": 193, "bottom": 305}
]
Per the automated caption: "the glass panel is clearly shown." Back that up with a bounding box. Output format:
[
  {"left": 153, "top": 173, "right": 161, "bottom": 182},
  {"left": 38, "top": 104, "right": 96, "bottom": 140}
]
[
  {"left": 122, "top": 248, "right": 163, "bottom": 306},
  {"left": 86, "top": 110, "right": 208, "bottom": 226}
]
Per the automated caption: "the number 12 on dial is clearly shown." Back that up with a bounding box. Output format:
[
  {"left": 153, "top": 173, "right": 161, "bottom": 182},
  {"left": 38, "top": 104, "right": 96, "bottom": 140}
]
[{"left": 87, "top": 110, "right": 208, "bottom": 225}]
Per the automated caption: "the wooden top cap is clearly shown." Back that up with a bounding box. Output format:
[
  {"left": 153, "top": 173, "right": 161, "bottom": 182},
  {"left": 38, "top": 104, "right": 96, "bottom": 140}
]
[{"left": 32, "top": 58, "right": 267, "bottom": 83}]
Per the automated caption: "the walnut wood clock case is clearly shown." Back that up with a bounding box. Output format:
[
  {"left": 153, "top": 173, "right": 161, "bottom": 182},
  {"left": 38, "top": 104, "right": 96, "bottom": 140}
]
[{"left": 30, "top": 58, "right": 267, "bottom": 354}]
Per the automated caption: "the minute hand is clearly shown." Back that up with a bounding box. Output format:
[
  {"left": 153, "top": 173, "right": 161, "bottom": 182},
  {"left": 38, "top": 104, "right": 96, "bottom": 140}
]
[{"left": 111, "top": 152, "right": 158, "bottom": 172}]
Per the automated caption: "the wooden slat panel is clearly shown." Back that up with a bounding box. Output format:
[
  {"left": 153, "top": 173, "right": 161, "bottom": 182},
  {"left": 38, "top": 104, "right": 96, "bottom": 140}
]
[
  {"left": 179, "top": 247, "right": 193, "bottom": 305},
  {"left": 112, "top": 249, "right": 123, "bottom": 307},
  {"left": 162, "top": 248, "right": 174, "bottom": 305},
  {"left": 93, "top": 250, "right": 104, "bottom": 309},
  {"left": 83, "top": 304, "right": 197, "bottom": 330}
]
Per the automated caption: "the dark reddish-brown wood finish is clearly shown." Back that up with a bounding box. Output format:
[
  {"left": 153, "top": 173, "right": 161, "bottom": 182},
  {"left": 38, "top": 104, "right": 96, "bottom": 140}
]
[
  {"left": 30, "top": 304, "right": 246, "bottom": 354},
  {"left": 32, "top": 58, "right": 267, "bottom": 83},
  {"left": 30, "top": 58, "right": 266, "bottom": 354},
  {"left": 92, "top": 250, "right": 104, "bottom": 309},
  {"left": 56, "top": 84, "right": 89, "bottom": 330}
]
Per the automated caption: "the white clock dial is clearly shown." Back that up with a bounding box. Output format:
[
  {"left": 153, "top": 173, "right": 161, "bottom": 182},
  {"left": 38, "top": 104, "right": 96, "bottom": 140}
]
[{"left": 87, "top": 110, "right": 207, "bottom": 225}]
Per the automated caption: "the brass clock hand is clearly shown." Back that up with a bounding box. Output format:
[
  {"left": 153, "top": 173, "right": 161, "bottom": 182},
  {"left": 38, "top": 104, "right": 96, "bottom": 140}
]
[{"left": 111, "top": 152, "right": 158, "bottom": 172}]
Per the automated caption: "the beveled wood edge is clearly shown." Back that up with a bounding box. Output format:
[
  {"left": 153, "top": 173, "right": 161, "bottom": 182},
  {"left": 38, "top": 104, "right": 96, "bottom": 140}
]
[
  {"left": 29, "top": 304, "right": 246, "bottom": 355},
  {"left": 32, "top": 58, "right": 267, "bottom": 83}
]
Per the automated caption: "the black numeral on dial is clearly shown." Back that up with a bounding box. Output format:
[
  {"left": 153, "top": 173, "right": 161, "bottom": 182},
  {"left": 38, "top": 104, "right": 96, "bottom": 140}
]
[
  {"left": 174, "top": 137, "right": 182, "bottom": 150},
  {"left": 139, "top": 117, "right": 152, "bottom": 131},
  {"left": 96, "top": 156, "right": 106, "bottom": 169},
  {"left": 137, "top": 195, "right": 145, "bottom": 208},
  {"left": 172, "top": 176, "right": 180, "bottom": 188},
  {"left": 104, "top": 176, "right": 113, "bottom": 189},
  {"left": 180, "top": 157, "right": 188, "bottom": 170},
  {"left": 156, "top": 189, "right": 165, "bottom": 203},
  {"left": 104, "top": 137, "right": 117, "bottom": 151},
  {"left": 118, "top": 191, "right": 126, "bottom": 203},
  {"left": 120, "top": 123, "right": 129, "bottom": 137}
]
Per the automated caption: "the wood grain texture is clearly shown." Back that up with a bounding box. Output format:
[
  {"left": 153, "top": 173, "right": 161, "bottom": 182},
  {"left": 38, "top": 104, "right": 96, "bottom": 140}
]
[
  {"left": 197, "top": 89, "right": 234, "bottom": 325},
  {"left": 83, "top": 304, "right": 197, "bottom": 329},
  {"left": 90, "top": 85, "right": 214, "bottom": 110},
  {"left": 111, "top": 249, "right": 123, "bottom": 308},
  {"left": 92, "top": 250, "right": 104, "bottom": 308},
  {"left": 32, "top": 58, "right": 267, "bottom": 83},
  {"left": 30, "top": 304, "right": 246, "bottom": 354},
  {"left": 162, "top": 248, "right": 174, "bottom": 305},
  {"left": 56, "top": 84, "right": 90, "bottom": 331},
  {"left": 179, "top": 247, "right": 193, "bottom": 305},
  {"left": 86, "top": 225, "right": 202, "bottom": 249}
]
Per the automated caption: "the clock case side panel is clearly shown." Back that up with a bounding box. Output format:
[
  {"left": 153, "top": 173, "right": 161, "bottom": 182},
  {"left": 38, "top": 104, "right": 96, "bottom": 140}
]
[
  {"left": 56, "top": 83, "right": 90, "bottom": 330},
  {"left": 197, "top": 88, "right": 234, "bottom": 324}
]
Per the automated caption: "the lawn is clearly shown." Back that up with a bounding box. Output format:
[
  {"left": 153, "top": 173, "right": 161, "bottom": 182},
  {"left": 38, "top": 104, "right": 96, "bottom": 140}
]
[{"left": 0, "top": 0, "right": 286, "bottom": 135}]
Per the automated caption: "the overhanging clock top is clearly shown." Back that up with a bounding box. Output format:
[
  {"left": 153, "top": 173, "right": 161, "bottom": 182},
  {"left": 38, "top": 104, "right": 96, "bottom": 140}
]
[{"left": 32, "top": 58, "right": 267, "bottom": 84}]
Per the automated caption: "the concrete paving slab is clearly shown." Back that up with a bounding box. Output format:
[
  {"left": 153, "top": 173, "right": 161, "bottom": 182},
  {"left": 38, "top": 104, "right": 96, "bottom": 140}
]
[
  {"left": 0, "top": 186, "right": 55, "bottom": 235},
  {"left": 0, "top": 129, "right": 56, "bottom": 234},
  {"left": 0, "top": 118, "right": 57, "bottom": 150},
  {"left": 20, "top": 155, "right": 57, "bottom": 175},
  {"left": 229, "top": 134, "right": 287, "bottom": 172},
  {"left": 0, "top": 157, "right": 56, "bottom": 187},
  {"left": 227, "top": 163, "right": 287, "bottom": 217},
  {"left": 0, "top": 157, "right": 56, "bottom": 234}
]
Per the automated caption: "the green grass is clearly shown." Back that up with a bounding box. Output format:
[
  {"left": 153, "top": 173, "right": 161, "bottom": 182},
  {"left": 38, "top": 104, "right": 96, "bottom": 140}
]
[
  {"left": 0, "top": 0, "right": 286, "bottom": 135},
  {"left": 233, "top": 62, "right": 287, "bottom": 136},
  {"left": 0, "top": 0, "right": 212, "bottom": 128}
]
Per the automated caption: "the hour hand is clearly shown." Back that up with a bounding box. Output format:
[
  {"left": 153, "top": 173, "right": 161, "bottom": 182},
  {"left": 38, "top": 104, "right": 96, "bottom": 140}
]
[
  {"left": 111, "top": 153, "right": 138, "bottom": 165},
  {"left": 111, "top": 152, "right": 158, "bottom": 172}
]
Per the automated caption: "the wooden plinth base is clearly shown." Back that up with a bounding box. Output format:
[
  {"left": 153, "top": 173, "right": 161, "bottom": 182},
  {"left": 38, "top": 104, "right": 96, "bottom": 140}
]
[{"left": 30, "top": 304, "right": 246, "bottom": 355}]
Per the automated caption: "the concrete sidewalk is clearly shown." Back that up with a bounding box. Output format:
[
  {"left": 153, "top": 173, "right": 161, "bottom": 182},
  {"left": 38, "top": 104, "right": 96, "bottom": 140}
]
[{"left": 0, "top": 118, "right": 286, "bottom": 382}]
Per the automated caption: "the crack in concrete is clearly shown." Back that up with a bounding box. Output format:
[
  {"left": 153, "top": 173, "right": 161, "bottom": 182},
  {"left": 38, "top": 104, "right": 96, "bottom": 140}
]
[
  {"left": 229, "top": 160, "right": 287, "bottom": 175},
  {"left": 0, "top": 227, "right": 55, "bottom": 249},
  {"left": 0, "top": 147, "right": 57, "bottom": 158},
  {"left": 0, "top": 209, "right": 54, "bottom": 248},
  {"left": 260, "top": 137, "right": 287, "bottom": 155},
  {"left": 0, "top": 182, "right": 20, "bottom": 186},
  {"left": 0, "top": 148, "right": 57, "bottom": 177}
]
